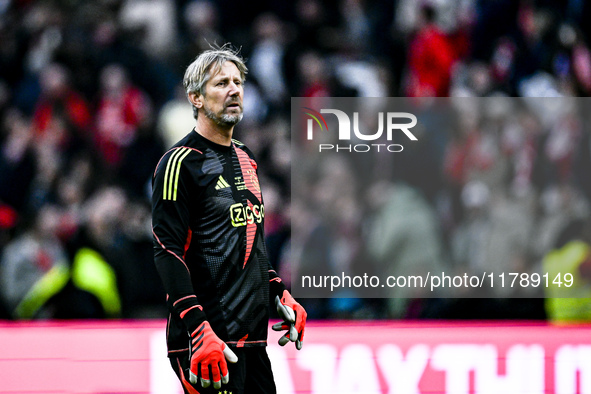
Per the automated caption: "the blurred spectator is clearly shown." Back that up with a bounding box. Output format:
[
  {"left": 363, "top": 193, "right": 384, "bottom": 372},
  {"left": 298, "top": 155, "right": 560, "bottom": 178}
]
[
  {"left": 65, "top": 185, "right": 164, "bottom": 318},
  {"left": 94, "top": 63, "right": 151, "bottom": 171},
  {"left": 0, "top": 109, "right": 35, "bottom": 212},
  {"left": 112, "top": 199, "right": 166, "bottom": 317},
  {"left": 116, "top": 107, "right": 165, "bottom": 200},
  {"left": 64, "top": 186, "right": 128, "bottom": 318},
  {"left": 452, "top": 180, "right": 535, "bottom": 297},
  {"left": 450, "top": 180, "right": 491, "bottom": 275},
  {"left": 405, "top": 5, "right": 460, "bottom": 97},
  {"left": 291, "top": 154, "right": 376, "bottom": 318},
  {"left": 531, "top": 183, "right": 590, "bottom": 263},
  {"left": 542, "top": 107, "right": 582, "bottom": 183},
  {"left": 574, "top": 128, "right": 591, "bottom": 203},
  {"left": 118, "top": 0, "right": 177, "bottom": 60},
  {"left": 0, "top": 19, "right": 27, "bottom": 93},
  {"left": 179, "top": 0, "right": 224, "bottom": 68},
  {"left": 292, "top": 0, "right": 335, "bottom": 52},
  {"left": 31, "top": 63, "right": 91, "bottom": 157},
  {"left": 283, "top": 0, "right": 339, "bottom": 97},
  {"left": 365, "top": 181, "right": 447, "bottom": 318},
  {"left": 339, "top": 0, "right": 371, "bottom": 54},
  {"left": 249, "top": 12, "right": 289, "bottom": 110},
  {"left": 543, "top": 218, "right": 591, "bottom": 322},
  {"left": 0, "top": 204, "right": 68, "bottom": 319},
  {"left": 297, "top": 51, "right": 331, "bottom": 97},
  {"left": 22, "top": 2, "right": 65, "bottom": 76}
]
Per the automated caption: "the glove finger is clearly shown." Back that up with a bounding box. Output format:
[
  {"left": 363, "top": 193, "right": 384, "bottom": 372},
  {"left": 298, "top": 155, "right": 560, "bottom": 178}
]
[
  {"left": 272, "top": 321, "right": 290, "bottom": 331},
  {"left": 200, "top": 377, "right": 211, "bottom": 388},
  {"left": 189, "top": 357, "right": 199, "bottom": 384},
  {"left": 200, "top": 364, "right": 210, "bottom": 388},
  {"left": 218, "top": 353, "right": 229, "bottom": 380},
  {"left": 278, "top": 333, "right": 290, "bottom": 346},
  {"left": 296, "top": 316, "right": 305, "bottom": 350},
  {"left": 219, "top": 359, "right": 228, "bottom": 379},
  {"left": 189, "top": 370, "right": 198, "bottom": 385},
  {"left": 210, "top": 364, "right": 222, "bottom": 390},
  {"left": 219, "top": 362, "right": 229, "bottom": 387},
  {"left": 299, "top": 323, "right": 306, "bottom": 343},
  {"left": 223, "top": 344, "right": 239, "bottom": 363},
  {"left": 277, "top": 304, "right": 295, "bottom": 322},
  {"left": 275, "top": 296, "right": 295, "bottom": 322},
  {"left": 289, "top": 324, "right": 298, "bottom": 342}
]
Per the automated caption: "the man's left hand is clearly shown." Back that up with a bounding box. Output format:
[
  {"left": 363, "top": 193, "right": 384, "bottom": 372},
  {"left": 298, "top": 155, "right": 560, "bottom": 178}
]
[{"left": 272, "top": 290, "right": 307, "bottom": 350}]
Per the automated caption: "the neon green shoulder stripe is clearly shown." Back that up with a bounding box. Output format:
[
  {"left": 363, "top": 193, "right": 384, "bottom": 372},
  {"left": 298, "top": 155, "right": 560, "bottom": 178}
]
[{"left": 163, "top": 147, "right": 192, "bottom": 201}]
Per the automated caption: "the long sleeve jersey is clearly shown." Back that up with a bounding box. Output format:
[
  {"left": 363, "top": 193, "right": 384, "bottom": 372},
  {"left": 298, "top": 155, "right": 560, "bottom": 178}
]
[{"left": 152, "top": 129, "right": 283, "bottom": 355}]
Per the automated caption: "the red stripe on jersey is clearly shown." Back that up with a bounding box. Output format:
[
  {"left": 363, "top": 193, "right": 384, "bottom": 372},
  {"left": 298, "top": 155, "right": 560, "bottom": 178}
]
[
  {"left": 234, "top": 143, "right": 262, "bottom": 269},
  {"left": 243, "top": 213, "right": 257, "bottom": 268},
  {"left": 167, "top": 314, "right": 171, "bottom": 343},
  {"left": 173, "top": 294, "right": 197, "bottom": 307},
  {"left": 236, "top": 334, "right": 248, "bottom": 347},
  {"left": 152, "top": 228, "right": 191, "bottom": 274},
  {"left": 168, "top": 348, "right": 189, "bottom": 354},
  {"left": 234, "top": 146, "right": 262, "bottom": 202},
  {"left": 183, "top": 229, "right": 192, "bottom": 259},
  {"left": 226, "top": 339, "right": 267, "bottom": 345},
  {"left": 236, "top": 334, "right": 249, "bottom": 348},
  {"left": 180, "top": 305, "right": 203, "bottom": 319},
  {"left": 153, "top": 147, "right": 176, "bottom": 178}
]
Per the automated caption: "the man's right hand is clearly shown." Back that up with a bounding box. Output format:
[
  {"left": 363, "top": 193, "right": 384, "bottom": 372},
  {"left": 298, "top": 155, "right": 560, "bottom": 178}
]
[{"left": 189, "top": 321, "right": 238, "bottom": 389}]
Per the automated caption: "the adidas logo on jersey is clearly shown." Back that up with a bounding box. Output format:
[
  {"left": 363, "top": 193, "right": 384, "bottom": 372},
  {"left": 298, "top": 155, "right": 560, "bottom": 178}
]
[{"left": 215, "top": 175, "right": 231, "bottom": 190}]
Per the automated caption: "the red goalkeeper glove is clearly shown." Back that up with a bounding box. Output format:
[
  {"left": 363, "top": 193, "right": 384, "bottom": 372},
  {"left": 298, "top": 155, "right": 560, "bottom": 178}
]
[
  {"left": 189, "top": 321, "right": 238, "bottom": 389},
  {"left": 272, "top": 290, "right": 307, "bottom": 350}
]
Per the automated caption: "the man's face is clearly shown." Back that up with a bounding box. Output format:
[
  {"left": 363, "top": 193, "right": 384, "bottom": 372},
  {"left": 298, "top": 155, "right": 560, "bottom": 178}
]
[{"left": 201, "top": 61, "right": 244, "bottom": 126}]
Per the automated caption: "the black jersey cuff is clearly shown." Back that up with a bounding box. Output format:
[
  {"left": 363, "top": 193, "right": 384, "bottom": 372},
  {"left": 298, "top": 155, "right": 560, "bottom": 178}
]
[{"left": 269, "top": 277, "right": 287, "bottom": 301}]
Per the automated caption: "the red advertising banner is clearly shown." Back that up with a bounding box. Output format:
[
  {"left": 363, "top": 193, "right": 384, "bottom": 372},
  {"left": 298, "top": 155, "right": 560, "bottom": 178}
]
[{"left": 1, "top": 321, "right": 590, "bottom": 393}]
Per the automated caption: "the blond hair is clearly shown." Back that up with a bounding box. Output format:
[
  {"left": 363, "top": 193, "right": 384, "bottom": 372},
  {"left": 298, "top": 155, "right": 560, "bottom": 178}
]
[{"left": 183, "top": 44, "right": 247, "bottom": 119}]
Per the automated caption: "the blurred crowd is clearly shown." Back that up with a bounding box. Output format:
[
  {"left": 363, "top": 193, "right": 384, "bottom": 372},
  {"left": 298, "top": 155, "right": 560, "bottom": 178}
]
[{"left": 0, "top": 0, "right": 590, "bottom": 320}]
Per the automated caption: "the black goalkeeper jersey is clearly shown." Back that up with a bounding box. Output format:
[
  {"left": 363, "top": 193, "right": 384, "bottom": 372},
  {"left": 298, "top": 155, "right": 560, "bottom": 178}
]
[{"left": 152, "top": 129, "right": 282, "bottom": 355}]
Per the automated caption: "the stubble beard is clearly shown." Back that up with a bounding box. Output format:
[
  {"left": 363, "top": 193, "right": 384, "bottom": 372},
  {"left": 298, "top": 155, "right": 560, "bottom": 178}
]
[{"left": 204, "top": 106, "right": 243, "bottom": 127}]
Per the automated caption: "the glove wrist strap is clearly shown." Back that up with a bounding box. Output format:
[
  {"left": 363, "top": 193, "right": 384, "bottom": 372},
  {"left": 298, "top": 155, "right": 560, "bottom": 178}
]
[
  {"left": 173, "top": 296, "right": 207, "bottom": 333},
  {"left": 269, "top": 278, "right": 287, "bottom": 301}
]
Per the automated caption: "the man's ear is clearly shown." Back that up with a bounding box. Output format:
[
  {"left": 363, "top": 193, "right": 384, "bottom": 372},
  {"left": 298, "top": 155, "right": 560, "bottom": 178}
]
[{"left": 188, "top": 92, "right": 203, "bottom": 109}]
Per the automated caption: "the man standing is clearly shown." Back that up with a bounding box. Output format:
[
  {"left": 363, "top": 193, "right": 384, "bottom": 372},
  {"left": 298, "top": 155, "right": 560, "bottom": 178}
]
[{"left": 152, "top": 45, "right": 306, "bottom": 393}]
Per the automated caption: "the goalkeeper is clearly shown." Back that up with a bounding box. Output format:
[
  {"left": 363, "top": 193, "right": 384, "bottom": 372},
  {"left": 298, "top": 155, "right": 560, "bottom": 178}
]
[{"left": 152, "top": 44, "right": 306, "bottom": 394}]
